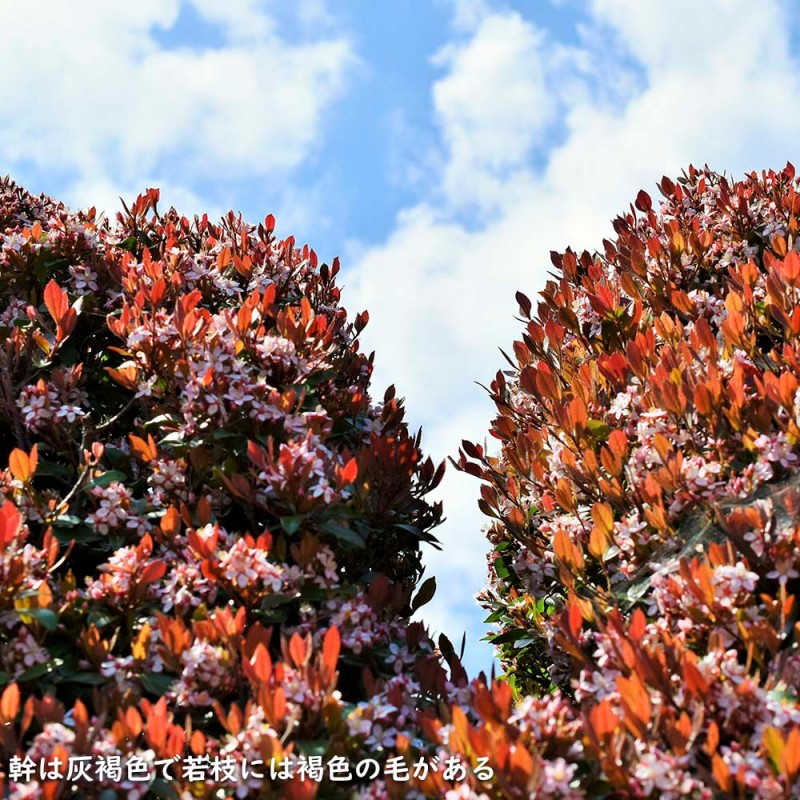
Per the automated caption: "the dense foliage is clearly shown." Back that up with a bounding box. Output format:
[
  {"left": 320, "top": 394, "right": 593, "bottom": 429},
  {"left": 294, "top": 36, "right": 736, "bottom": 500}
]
[
  {"left": 0, "top": 178, "right": 461, "bottom": 799},
  {"left": 5, "top": 165, "right": 800, "bottom": 799},
  {"left": 458, "top": 164, "right": 800, "bottom": 797}
]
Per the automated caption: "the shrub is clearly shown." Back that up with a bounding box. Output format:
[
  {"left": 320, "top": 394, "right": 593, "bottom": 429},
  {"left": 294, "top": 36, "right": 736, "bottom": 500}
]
[
  {"left": 0, "top": 178, "right": 456, "bottom": 799},
  {"left": 457, "top": 163, "right": 800, "bottom": 797}
]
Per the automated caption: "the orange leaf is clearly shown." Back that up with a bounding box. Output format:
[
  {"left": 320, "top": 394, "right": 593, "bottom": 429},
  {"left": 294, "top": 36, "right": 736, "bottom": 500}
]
[
  {"left": 160, "top": 507, "right": 181, "bottom": 537},
  {"left": 554, "top": 477, "right": 577, "bottom": 512},
  {"left": 561, "top": 597, "right": 583, "bottom": 639},
  {"left": 588, "top": 525, "right": 609, "bottom": 559},
  {"left": 105, "top": 363, "right": 138, "bottom": 390},
  {"left": 588, "top": 699, "right": 618, "bottom": 738},
  {"left": 132, "top": 622, "right": 152, "bottom": 661},
  {"left": 250, "top": 644, "right": 273, "bottom": 683},
  {"left": 341, "top": 457, "right": 358, "bottom": 484},
  {"left": 273, "top": 686, "right": 286, "bottom": 721},
  {"left": 145, "top": 698, "right": 168, "bottom": 751},
  {"left": 590, "top": 502, "right": 614, "bottom": 535},
  {"left": 704, "top": 720, "right": 720, "bottom": 756},
  {"left": 0, "top": 682, "right": 19, "bottom": 723},
  {"left": 125, "top": 707, "right": 143, "bottom": 738},
  {"left": 629, "top": 608, "right": 647, "bottom": 642},
  {"left": 129, "top": 433, "right": 157, "bottom": 463},
  {"left": 451, "top": 704, "right": 470, "bottom": 749},
  {"left": 8, "top": 448, "right": 34, "bottom": 483},
  {"left": 508, "top": 743, "right": 534, "bottom": 781},
  {"left": 288, "top": 633, "right": 308, "bottom": 667},
  {"left": 553, "top": 529, "right": 584, "bottom": 571},
  {"left": 617, "top": 673, "right": 652, "bottom": 733},
  {"left": 217, "top": 247, "right": 232, "bottom": 269},
  {"left": 683, "top": 659, "right": 708, "bottom": 700},
  {"left": 190, "top": 730, "right": 206, "bottom": 755},
  {"left": 784, "top": 727, "right": 800, "bottom": 779},
  {"left": 711, "top": 753, "right": 732, "bottom": 792},
  {"left": 322, "top": 626, "right": 340, "bottom": 673}
]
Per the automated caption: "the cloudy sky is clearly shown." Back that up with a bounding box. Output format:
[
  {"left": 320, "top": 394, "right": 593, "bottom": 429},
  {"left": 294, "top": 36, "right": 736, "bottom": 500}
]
[{"left": 2, "top": 0, "right": 798, "bottom": 676}]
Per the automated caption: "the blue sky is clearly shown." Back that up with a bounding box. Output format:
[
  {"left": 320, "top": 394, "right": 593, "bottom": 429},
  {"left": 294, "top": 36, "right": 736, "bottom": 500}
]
[{"left": 2, "top": 0, "right": 799, "bottom": 676}]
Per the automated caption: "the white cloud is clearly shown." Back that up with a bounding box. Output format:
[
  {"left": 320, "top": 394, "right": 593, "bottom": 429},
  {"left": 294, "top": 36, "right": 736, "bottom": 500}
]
[
  {"left": 347, "top": 0, "right": 800, "bottom": 675},
  {"left": 188, "top": 0, "right": 276, "bottom": 41},
  {"left": 0, "top": 0, "right": 354, "bottom": 210},
  {"left": 431, "top": 11, "right": 557, "bottom": 208}
]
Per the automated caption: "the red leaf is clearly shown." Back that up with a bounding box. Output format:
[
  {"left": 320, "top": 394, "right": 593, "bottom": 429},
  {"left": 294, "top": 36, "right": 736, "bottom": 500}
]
[
  {"left": 635, "top": 189, "right": 652, "bottom": 212},
  {"left": 247, "top": 440, "right": 266, "bottom": 469},
  {"left": 561, "top": 597, "right": 583, "bottom": 639},
  {"left": 43, "top": 279, "right": 68, "bottom": 324},
  {"left": 138, "top": 560, "right": 166, "bottom": 586},
  {"left": 0, "top": 501, "right": 21, "bottom": 549}
]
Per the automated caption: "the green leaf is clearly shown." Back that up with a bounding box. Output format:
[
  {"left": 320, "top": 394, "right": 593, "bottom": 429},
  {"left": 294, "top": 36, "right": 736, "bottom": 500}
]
[
  {"left": 257, "top": 609, "right": 288, "bottom": 624},
  {"left": 489, "top": 629, "right": 529, "bottom": 646},
  {"left": 296, "top": 740, "right": 329, "bottom": 757},
  {"left": 493, "top": 556, "right": 510, "bottom": 580},
  {"left": 17, "top": 660, "right": 57, "bottom": 682},
  {"left": 210, "top": 429, "right": 245, "bottom": 442},
  {"left": 149, "top": 778, "right": 180, "bottom": 800},
  {"left": 320, "top": 521, "right": 365, "bottom": 547},
  {"left": 259, "top": 594, "right": 292, "bottom": 609},
  {"left": 280, "top": 515, "right": 305, "bottom": 535},
  {"left": 139, "top": 673, "right": 174, "bottom": 695},
  {"left": 53, "top": 526, "right": 103, "bottom": 546},
  {"left": 52, "top": 514, "right": 82, "bottom": 528},
  {"left": 20, "top": 608, "right": 58, "bottom": 631},
  {"left": 586, "top": 419, "right": 611, "bottom": 442},
  {"left": 36, "top": 461, "right": 71, "bottom": 478},
  {"left": 145, "top": 414, "right": 181, "bottom": 428},
  {"left": 301, "top": 586, "right": 326, "bottom": 603},
  {"left": 103, "top": 447, "right": 133, "bottom": 470},
  {"left": 158, "top": 432, "right": 185, "bottom": 448},
  {"left": 87, "top": 610, "right": 116, "bottom": 628},
  {"left": 60, "top": 672, "right": 108, "bottom": 686},
  {"left": 86, "top": 470, "right": 128, "bottom": 489}
]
